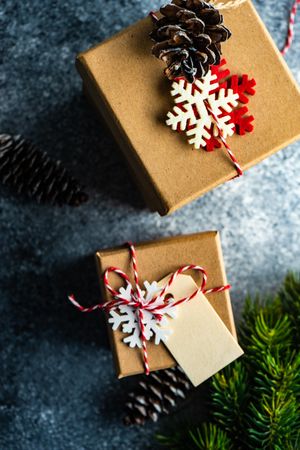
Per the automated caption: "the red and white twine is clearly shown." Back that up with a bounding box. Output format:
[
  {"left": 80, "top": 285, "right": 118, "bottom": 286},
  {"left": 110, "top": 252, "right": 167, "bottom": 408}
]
[
  {"left": 282, "top": 0, "right": 300, "bottom": 55},
  {"left": 204, "top": 100, "right": 243, "bottom": 178},
  {"left": 69, "top": 242, "right": 231, "bottom": 375}
]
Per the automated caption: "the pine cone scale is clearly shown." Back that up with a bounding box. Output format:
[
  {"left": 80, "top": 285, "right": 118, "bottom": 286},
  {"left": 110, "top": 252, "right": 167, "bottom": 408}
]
[
  {"left": 185, "top": 18, "right": 206, "bottom": 35},
  {"left": 160, "top": 4, "right": 183, "bottom": 19}
]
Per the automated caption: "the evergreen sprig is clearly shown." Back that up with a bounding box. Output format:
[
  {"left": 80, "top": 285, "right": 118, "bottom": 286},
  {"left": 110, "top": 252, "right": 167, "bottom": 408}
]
[
  {"left": 246, "top": 352, "right": 300, "bottom": 448},
  {"left": 279, "top": 272, "right": 300, "bottom": 348},
  {"left": 157, "top": 423, "right": 232, "bottom": 450},
  {"left": 210, "top": 361, "right": 248, "bottom": 443},
  {"left": 157, "top": 273, "right": 300, "bottom": 450}
]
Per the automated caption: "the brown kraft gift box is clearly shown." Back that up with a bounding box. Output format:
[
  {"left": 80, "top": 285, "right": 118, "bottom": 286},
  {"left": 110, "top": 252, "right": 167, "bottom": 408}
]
[
  {"left": 76, "top": 0, "right": 300, "bottom": 215},
  {"left": 95, "top": 232, "right": 237, "bottom": 378}
]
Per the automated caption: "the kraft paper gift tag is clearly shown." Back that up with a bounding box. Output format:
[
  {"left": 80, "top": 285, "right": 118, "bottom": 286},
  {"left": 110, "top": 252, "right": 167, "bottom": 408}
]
[{"left": 160, "top": 274, "right": 243, "bottom": 386}]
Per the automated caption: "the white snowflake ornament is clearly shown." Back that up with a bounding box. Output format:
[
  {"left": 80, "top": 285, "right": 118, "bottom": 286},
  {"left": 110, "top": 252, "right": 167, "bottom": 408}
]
[
  {"left": 108, "top": 281, "right": 177, "bottom": 349},
  {"left": 166, "top": 70, "right": 239, "bottom": 150}
]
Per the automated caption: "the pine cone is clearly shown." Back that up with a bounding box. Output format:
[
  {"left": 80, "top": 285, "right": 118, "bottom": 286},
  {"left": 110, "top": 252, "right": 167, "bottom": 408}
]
[
  {"left": 0, "top": 134, "right": 88, "bottom": 206},
  {"left": 123, "top": 366, "right": 193, "bottom": 426},
  {"left": 151, "top": 0, "right": 231, "bottom": 83}
]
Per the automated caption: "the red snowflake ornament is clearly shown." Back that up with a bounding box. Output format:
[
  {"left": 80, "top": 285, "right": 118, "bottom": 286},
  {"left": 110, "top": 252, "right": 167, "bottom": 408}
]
[{"left": 206, "top": 59, "right": 256, "bottom": 150}]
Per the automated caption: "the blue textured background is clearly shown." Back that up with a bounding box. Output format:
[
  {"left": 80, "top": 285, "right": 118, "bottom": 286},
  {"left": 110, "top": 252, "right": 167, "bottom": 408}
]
[{"left": 1, "top": 1, "right": 299, "bottom": 448}]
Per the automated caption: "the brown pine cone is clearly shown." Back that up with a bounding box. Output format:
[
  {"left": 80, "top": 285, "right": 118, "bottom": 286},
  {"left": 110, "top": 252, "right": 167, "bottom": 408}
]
[
  {"left": 0, "top": 134, "right": 88, "bottom": 206},
  {"left": 150, "top": 0, "right": 231, "bottom": 83},
  {"left": 123, "top": 366, "right": 193, "bottom": 426}
]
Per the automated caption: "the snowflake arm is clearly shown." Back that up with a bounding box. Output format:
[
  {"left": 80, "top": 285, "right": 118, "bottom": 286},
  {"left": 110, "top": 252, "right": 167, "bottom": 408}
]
[
  {"left": 152, "top": 323, "right": 172, "bottom": 345},
  {"left": 186, "top": 121, "right": 212, "bottom": 149},
  {"left": 208, "top": 88, "right": 239, "bottom": 115},
  {"left": 205, "top": 135, "right": 222, "bottom": 152},
  {"left": 166, "top": 104, "right": 197, "bottom": 131},
  {"left": 193, "top": 72, "right": 219, "bottom": 97},
  {"left": 118, "top": 284, "right": 133, "bottom": 300},
  {"left": 108, "top": 305, "right": 136, "bottom": 332},
  {"left": 108, "top": 310, "right": 128, "bottom": 331},
  {"left": 123, "top": 327, "right": 142, "bottom": 348},
  {"left": 143, "top": 281, "right": 161, "bottom": 302},
  {"left": 230, "top": 106, "right": 255, "bottom": 135},
  {"left": 229, "top": 74, "right": 256, "bottom": 104},
  {"left": 170, "top": 79, "right": 194, "bottom": 103},
  {"left": 212, "top": 114, "right": 236, "bottom": 139}
]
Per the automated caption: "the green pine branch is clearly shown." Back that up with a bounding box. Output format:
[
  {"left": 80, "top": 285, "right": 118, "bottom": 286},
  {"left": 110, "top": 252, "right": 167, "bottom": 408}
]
[
  {"left": 246, "top": 351, "right": 300, "bottom": 449},
  {"left": 279, "top": 272, "right": 300, "bottom": 348},
  {"left": 189, "top": 424, "right": 233, "bottom": 450},
  {"left": 157, "top": 423, "right": 232, "bottom": 450},
  {"left": 210, "top": 361, "right": 248, "bottom": 441},
  {"left": 157, "top": 273, "right": 300, "bottom": 450},
  {"left": 239, "top": 296, "right": 291, "bottom": 357}
]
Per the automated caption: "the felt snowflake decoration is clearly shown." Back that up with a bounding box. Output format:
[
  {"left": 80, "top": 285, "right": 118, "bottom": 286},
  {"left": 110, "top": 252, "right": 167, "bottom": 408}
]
[
  {"left": 166, "top": 70, "right": 239, "bottom": 149},
  {"left": 108, "top": 281, "right": 177, "bottom": 349},
  {"left": 166, "top": 59, "right": 256, "bottom": 151},
  {"left": 206, "top": 59, "right": 256, "bottom": 150}
]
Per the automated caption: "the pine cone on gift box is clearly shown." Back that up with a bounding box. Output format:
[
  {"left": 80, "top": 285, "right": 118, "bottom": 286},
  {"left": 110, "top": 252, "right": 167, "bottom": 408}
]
[
  {"left": 0, "top": 134, "right": 88, "bottom": 206},
  {"left": 123, "top": 366, "right": 193, "bottom": 426},
  {"left": 151, "top": 0, "right": 231, "bottom": 83}
]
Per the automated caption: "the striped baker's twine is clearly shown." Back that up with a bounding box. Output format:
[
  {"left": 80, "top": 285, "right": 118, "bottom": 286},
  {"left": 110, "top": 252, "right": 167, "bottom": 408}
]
[
  {"left": 69, "top": 243, "right": 231, "bottom": 375},
  {"left": 282, "top": 0, "right": 300, "bottom": 55},
  {"left": 125, "top": 243, "right": 151, "bottom": 373},
  {"left": 204, "top": 100, "right": 243, "bottom": 178}
]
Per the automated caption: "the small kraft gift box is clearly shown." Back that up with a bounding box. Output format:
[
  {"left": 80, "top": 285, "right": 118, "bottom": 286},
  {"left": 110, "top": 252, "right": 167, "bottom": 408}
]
[
  {"left": 74, "top": 232, "right": 244, "bottom": 387},
  {"left": 76, "top": 0, "right": 300, "bottom": 216}
]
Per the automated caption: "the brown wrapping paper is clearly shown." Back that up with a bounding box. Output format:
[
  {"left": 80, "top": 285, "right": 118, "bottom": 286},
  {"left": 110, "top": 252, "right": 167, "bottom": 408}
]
[
  {"left": 77, "top": 0, "right": 300, "bottom": 215},
  {"left": 95, "top": 232, "right": 237, "bottom": 378}
]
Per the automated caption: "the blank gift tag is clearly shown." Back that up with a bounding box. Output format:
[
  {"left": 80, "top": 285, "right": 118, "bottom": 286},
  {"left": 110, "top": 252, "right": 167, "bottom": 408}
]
[{"left": 159, "top": 274, "right": 243, "bottom": 386}]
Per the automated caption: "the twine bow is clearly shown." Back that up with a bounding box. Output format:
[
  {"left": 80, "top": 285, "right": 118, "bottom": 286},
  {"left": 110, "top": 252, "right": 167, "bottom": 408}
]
[{"left": 69, "top": 242, "right": 231, "bottom": 375}]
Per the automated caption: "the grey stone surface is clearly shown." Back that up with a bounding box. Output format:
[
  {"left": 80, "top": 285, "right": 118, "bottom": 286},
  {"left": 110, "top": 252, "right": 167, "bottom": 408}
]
[{"left": 0, "top": 0, "right": 299, "bottom": 448}]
